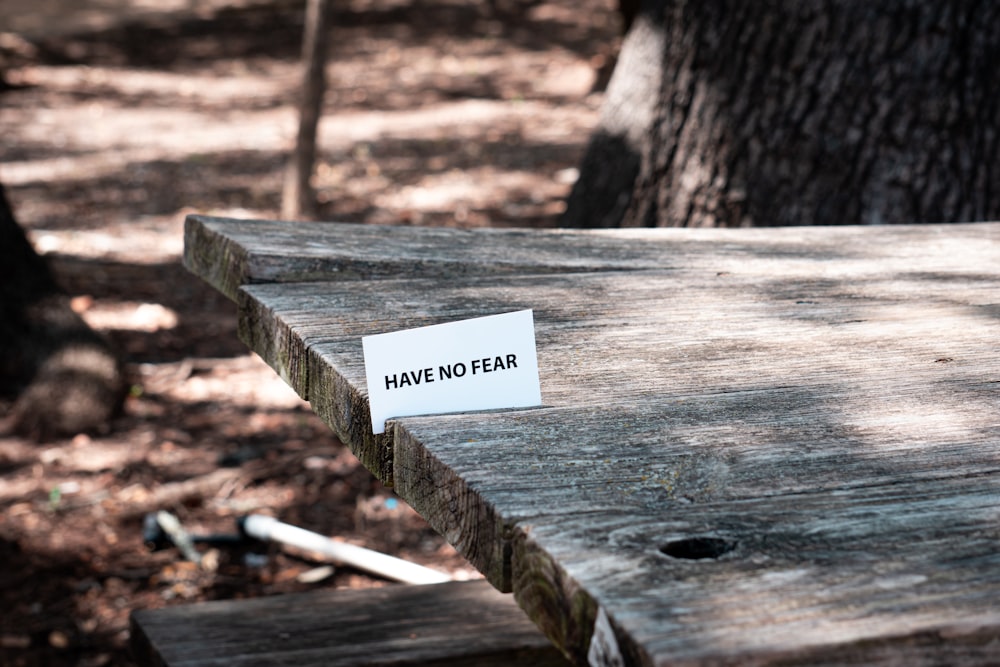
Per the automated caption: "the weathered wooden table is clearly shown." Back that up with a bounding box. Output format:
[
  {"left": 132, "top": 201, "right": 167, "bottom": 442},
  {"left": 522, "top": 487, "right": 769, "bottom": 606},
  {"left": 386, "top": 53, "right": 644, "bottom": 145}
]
[{"left": 185, "top": 215, "right": 1000, "bottom": 665}]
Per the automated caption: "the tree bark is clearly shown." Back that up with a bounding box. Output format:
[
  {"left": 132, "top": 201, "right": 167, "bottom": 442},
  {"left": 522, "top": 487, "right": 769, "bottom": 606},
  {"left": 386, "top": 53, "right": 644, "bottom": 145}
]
[
  {"left": 0, "top": 184, "right": 125, "bottom": 440},
  {"left": 563, "top": 0, "right": 1000, "bottom": 228},
  {"left": 282, "top": 0, "right": 332, "bottom": 220}
]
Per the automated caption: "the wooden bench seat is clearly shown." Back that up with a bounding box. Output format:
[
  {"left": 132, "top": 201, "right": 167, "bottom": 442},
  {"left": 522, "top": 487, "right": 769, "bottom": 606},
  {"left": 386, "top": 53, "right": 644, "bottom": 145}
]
[{"left": 130, "top": 579, "right": 570, "bottom": 667}]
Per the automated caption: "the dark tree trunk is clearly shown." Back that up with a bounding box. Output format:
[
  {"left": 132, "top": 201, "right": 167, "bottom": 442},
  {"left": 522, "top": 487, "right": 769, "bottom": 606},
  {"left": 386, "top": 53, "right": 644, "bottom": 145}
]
[
  {"left": 563, "top": 0, "right": 1000, "bottom": 228},
  {"left": 282, "top": 0, "right": 332, "bottom": 220},
  {"left": 0, "top": 185, "right": 125, "bottom": 440}
]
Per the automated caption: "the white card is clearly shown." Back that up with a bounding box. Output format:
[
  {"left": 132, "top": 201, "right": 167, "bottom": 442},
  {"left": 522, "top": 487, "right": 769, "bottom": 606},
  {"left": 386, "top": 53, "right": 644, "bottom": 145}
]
[{"left": 362, "top": 309, "right": 541, "bottom": 434}]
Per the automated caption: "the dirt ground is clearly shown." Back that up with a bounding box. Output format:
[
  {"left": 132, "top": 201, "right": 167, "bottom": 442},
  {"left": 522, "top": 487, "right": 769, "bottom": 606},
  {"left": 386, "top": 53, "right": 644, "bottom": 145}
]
[{"left": 0, "top": 1, "right": 619, "bottom": 664}]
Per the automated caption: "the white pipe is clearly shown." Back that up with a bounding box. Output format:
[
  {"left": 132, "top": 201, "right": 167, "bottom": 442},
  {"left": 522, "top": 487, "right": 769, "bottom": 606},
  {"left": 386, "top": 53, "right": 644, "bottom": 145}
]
[{"left": 240, "top": 514, "right": 452, "bottom": 585}]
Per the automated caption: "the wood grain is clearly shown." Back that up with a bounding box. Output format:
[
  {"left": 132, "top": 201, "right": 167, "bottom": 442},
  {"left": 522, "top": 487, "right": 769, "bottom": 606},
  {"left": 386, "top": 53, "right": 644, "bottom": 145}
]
[
  {"left": 184, "top": 213, "right": 670, "bottom": 300},
  {"left": 131, "top": 579, "right": 570, "bottom": 667},
  {"left": 184, "top": 214, "right": 998, "bottom": 298},
  {"left": 513, "top": 474, "right": 1000, "bottom": 665},
  {"left": 186, "top": 218, "right": 1000, "bottom": 665},
  {"left": 238, "top": 266, "right": 999, "bottom": 503}
]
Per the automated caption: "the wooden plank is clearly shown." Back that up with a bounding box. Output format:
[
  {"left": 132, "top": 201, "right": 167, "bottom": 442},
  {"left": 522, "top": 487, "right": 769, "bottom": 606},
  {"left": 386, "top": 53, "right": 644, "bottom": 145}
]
[
  {"left": 183, "top": 213, "right": 665, "bottom": 301},
  {"left": 183, "top": 214, "right": 998, "bottom": 300},
  {"left": 390, "top": 378, "right": 1000, "bottom": 590},
  {"left": 236, "top": 257, "right": 1000, "bottom": 512},
  {"left": 130, "top": 579, "right": 571, "bottom": 667},
  {"left": 511, "top": 474, "right": 1000, "bottom": 665}
]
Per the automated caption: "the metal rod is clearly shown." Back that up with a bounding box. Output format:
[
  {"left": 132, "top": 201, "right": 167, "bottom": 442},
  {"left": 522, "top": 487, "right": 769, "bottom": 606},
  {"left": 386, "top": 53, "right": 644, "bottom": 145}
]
[{"left": 155, "top": 511, "right": 202, "bottom": 566}]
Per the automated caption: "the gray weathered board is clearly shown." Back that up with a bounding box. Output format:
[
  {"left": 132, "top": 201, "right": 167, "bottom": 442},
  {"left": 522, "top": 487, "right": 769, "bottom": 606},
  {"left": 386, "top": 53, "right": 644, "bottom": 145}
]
[
  {"left": 131, "top": 579, "right": 569, "bottom": 667},
  {"left": 185, "top": 215, "right": 1000, "bottom": 665}
]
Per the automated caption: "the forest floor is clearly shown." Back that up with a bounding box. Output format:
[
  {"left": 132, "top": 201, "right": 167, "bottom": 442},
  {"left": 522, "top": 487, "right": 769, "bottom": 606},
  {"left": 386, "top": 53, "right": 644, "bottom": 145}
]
[{"left": 0, "top": 0, "right": 619, "bottom": 664}]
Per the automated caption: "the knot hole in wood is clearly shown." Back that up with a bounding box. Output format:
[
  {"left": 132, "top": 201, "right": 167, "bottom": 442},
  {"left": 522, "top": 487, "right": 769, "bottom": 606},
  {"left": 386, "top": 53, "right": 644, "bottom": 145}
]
[{"left": 659, "top": 536, "right": 735, "bottom": 561}]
